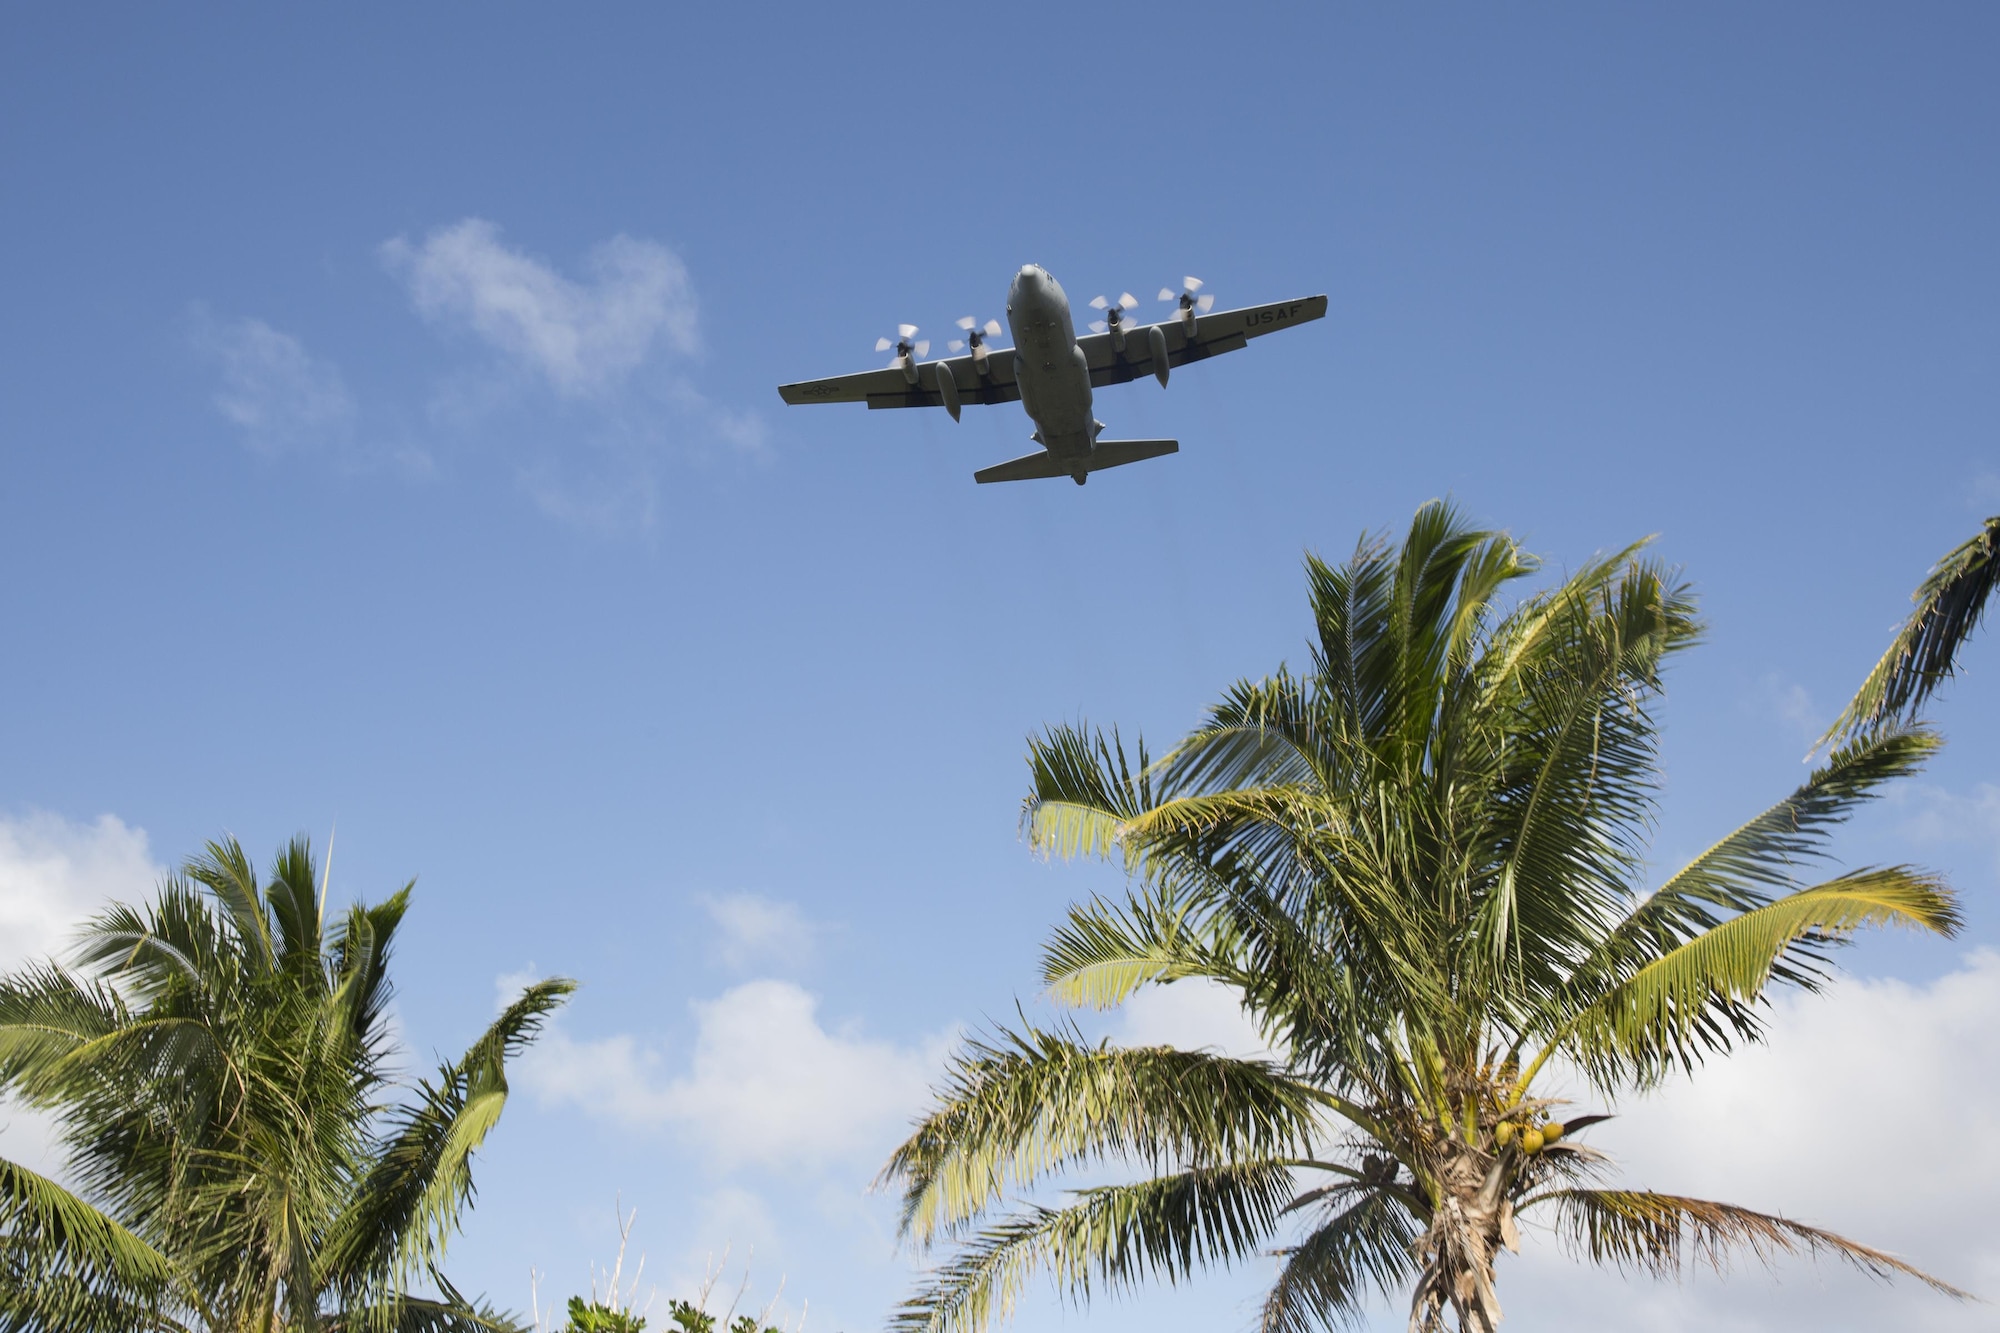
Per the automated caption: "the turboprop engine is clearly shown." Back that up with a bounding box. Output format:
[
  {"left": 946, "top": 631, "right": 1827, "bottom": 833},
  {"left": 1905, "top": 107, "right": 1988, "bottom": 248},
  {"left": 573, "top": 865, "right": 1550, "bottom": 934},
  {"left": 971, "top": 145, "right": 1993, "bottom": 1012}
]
[
  {"left": 1158, "top": 276, "right": 1214, "bottom": 336},
  {"left": 875, "top": 324, "right": 929, "bottom": 386},
  {"left": 1087, "top": 292, "right": 1139, "bottom": 351},
  {"left": 948, "top": 316, "right": 1003, "bottom": 376}
]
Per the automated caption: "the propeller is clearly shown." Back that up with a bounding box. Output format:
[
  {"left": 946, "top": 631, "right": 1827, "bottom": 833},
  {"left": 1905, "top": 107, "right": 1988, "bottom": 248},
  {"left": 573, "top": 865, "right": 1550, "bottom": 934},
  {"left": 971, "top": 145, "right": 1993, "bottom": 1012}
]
[
  {"left": 1158, "top": 276, "right": 1215, "bottom": 324},
  {"left": 946, "top": 316, "right": 1004, "bottom": 353},
  {"left": 1086, "top": 292, "right": 1140, "bottom": 336},
  {"left": 875, "top": 323, "right": 930, "bottom": 365}
]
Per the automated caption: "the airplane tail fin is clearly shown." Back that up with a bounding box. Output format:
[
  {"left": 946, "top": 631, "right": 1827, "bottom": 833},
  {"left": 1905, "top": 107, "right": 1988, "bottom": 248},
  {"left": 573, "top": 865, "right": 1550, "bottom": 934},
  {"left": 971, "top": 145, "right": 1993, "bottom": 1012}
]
[{"left": 973, "top": 439, "right": 1179, "bottom": 485}]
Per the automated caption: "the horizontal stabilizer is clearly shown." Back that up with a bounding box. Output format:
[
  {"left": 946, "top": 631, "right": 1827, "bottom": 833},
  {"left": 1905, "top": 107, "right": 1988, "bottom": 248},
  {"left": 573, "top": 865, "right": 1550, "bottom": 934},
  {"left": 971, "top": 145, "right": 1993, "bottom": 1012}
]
[
  {"left": 1087, "top": 439, "right": 1179, "bottom": 471},
  {"left": 973, "top": 439, "right": 1179, "bottom": 485}
]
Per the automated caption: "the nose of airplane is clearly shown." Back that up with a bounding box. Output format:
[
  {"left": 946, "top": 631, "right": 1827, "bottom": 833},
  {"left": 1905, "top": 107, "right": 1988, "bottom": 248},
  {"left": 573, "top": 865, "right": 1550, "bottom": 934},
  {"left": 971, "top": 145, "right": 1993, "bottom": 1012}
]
[{"left": 1012, "top": 263, "right": 1051, "bottom": 304}]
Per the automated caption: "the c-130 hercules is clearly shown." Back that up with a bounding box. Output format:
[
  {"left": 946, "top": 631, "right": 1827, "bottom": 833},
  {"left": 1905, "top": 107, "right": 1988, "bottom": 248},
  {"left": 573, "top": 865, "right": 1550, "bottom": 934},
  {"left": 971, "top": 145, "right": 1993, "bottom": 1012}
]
[{"left": 778, "top": 266, "right": 1326, "bottom": 485}]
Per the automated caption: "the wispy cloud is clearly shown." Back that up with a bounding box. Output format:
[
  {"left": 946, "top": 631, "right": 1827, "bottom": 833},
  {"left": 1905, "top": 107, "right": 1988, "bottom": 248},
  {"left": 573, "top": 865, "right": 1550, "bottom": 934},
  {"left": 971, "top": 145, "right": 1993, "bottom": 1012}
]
[
  {"left": 1894, "top": 781, "right": 2000, "bottom": 873},
  {"left": 707, "top": 406, "right": 769, "bottom": 460},
  {"left": 704, "top": 894, "right": 817, "bottom": 972},
  {"left": 191, "top": 309, "right": 356, "bottom": 453},
  {"left": 517, "top": 462, "right": 660, "bottom": 533},
  {"left": 516, "top": 979, "right": 950, "bottom": 1172},
  {"left": 382, "top": 219, "right": 697, "bottom": 397},
  {"left": 1757, "top": 671, "right": 1824, "bottom": 750},
  {"left": 368, "top": 218, "right": 764, "bottom": 529},
  {"left": 191, "top": 220, "right": 763, "bottom": 529}
]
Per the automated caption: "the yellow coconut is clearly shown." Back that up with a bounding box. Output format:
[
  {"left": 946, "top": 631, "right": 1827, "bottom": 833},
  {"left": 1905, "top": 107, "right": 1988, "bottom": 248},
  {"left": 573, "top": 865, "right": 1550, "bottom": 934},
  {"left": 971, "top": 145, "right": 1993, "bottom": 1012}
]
[
  {"left": 1495, "top": 1121, "right": 1517, "bottom": 1148},
  {"left": 1541, "top": 1121, "right": 1565, "bottom": 1144},
  {"left": 1519, "top": 1126, "right": 1545, "bottom": 1155}
]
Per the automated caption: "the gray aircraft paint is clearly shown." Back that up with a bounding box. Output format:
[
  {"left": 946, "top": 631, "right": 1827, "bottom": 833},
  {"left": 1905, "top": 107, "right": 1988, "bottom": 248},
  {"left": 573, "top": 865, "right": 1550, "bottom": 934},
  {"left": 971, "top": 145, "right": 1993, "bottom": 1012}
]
[
  {"left": 1006, "top": 265, "right": 1098, "bottom": 462},
  {"left": 776, "top": 269, "right": 1327, "bottom": 485}
]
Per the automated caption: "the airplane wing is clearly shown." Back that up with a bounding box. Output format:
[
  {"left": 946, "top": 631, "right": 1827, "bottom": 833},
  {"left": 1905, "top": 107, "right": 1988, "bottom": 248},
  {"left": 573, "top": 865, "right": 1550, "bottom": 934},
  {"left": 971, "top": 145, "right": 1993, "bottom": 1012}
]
[
  {"left": 1077, "top": 295, "right": 1327, "bottom": 388},
  {"left": 775, "top": 294, "right": 1326, "bottom": 410},
  {"left": 777, "top": 349, "right": 1022, "bottom": 411}
]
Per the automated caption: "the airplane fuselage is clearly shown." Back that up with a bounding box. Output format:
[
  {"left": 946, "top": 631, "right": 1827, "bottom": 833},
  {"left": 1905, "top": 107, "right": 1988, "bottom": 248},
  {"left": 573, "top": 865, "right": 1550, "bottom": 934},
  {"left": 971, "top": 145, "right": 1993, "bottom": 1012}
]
[{"left": 1006, "top": 265, "right": 1097, "bottom": 463}]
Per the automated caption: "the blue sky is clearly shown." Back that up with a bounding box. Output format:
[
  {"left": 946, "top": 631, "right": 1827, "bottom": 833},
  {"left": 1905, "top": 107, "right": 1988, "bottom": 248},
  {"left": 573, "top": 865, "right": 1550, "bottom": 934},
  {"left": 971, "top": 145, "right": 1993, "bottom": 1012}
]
[{"left": 2, "top": 5, "right": 1997, "bottom": 1330}]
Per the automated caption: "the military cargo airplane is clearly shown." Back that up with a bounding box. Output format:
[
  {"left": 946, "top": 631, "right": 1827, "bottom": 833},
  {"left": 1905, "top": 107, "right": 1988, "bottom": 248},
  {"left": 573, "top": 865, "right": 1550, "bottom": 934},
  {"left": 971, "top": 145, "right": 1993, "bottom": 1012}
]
[{"left": 777, "top": 266, "right": 1326, "bottom": 485}]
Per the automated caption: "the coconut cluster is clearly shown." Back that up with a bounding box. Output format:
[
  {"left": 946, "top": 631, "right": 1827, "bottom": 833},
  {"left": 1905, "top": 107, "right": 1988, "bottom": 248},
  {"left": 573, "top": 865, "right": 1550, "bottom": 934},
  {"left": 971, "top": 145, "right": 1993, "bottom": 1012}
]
[{"left": 1493, "top": 1118, "right": 1565, "bottom": 1155}]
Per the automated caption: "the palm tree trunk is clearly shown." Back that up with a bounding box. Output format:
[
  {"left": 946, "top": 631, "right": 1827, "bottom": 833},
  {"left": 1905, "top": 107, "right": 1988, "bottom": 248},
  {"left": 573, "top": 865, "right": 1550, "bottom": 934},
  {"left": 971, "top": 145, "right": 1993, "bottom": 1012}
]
[{"left": 1410, "top": 1151, "right": 1509, "bottom": 1332}]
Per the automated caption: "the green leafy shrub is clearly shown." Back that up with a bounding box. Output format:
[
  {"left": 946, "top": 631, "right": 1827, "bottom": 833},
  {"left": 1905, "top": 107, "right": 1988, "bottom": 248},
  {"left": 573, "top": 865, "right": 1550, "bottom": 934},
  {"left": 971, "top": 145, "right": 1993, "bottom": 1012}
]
[{"left": 565, "top": 1294, "right": 648, "bottom": 1332}]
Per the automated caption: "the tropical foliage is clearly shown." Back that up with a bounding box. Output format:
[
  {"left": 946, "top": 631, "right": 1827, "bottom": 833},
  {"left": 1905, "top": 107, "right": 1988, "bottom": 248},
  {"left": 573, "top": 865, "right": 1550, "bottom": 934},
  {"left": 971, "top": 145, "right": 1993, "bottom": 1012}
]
[
  {"left": 1824, "top": 515, "right": 1999, "bottom": 743},
  {"left": 556, "top": 1296, "right": 788, "bottom": 1333},
  {"left": 561, "top": 1296, "right": 648, "bottom": 1333},
  {"left": 0, "top": 835, "right": 572, "bottom": 1333},
  {"left": 882, "top": 503, "right": 1969, "bottom": 1333}
]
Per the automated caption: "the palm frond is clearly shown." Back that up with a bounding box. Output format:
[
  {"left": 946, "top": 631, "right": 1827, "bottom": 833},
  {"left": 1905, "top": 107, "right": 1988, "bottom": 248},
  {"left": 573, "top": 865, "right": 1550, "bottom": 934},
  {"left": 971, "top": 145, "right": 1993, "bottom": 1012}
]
[
  {"left": 0, "top": 1267, "right": 193, "bottom": 1333},
  {"left": 1567, "top": 724, "right": 1941, "bottom": 1010},
  {"left": 326, "top": 1272, "right": 529, "bottom": 1333},
  {"left": 68, "top": 882, "right": 231, "bottom": 1001},
  {"left": 1825, "top": 516, "right": 2000, "bottom": 742},
  {"left": 1567, "top": 868, "right": 1958, "bottom": 1085},
  {"left": 1475, "top": 538, "right": 1662, "bottom": 709},
  {"left": 1303, "top": 502, "right": 1529, "bottom": 773},
  {"left": 0, "top": 962, "right": 128, "bottom": 1093},
  {"left": 1022, "top": 725, "right": 1156, "bottom": 863},
  {"left": 1038, "top": 893, "right": 1255, "bottom": 1010},
  {"left": 266, "top": 835, "right": 328, "bottom": 982},
  {"left": 1117, "top": 786, "right": 1335, "bottom": 860},
  {"left": 1260, "top": 1190, "right": 1419, "bottom": 1333},
  {"left": 883, "top": 1030, "right": 1325, "bottom": 1248},
  {"left": 891, "top": 1161, "right": 1297, "bottom": 1333},
  {"left": 1478, "top": 559, "right": 1696, "bottom": 976},
  {"left": 1528, "top": 1189, "right": 1970, "bottom": 1298},
  {"left": 0, "top": 1154, "right": 188, "bottom": 1330},
  {"left": 321, "top": 979, "right": 574, "bottom": 1300},
  {"left": 330, "top": 887, "right": 413, "bottom": 1061},
  {"left": 1157, "top": 715, "right": 1330, "bottom": 803},
  {"left": 183, "top": 838, "right": 279, "bottom": 975}
]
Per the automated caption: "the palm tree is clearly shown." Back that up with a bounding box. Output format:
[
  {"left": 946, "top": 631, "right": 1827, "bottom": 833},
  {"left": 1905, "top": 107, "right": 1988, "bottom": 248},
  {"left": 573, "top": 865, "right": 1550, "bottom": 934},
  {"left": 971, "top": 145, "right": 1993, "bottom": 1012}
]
[
  {"left": 881, "top": 503, "right": 1969, "bottom": 1333},
  {"left": 0, "top": 835, "right": 572, "bottom": 1333},
  {"left": 1824, "top": 515, "right": 1999, "bottom": 743}
]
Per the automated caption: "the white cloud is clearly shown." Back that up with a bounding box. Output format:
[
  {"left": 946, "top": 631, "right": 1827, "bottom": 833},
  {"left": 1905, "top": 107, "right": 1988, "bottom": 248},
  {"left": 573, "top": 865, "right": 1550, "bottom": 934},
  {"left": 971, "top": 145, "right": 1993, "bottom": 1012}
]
[
  {"left": 0, "top": 811, "right": 161, "bottom": 1180},
  {"left": 704, "top": 894, "right": 816, "bottom": 971},
  {"left": 1113, "top": 978, "right": 1272, "bottom": 1060},
  {"left": 192, "top": 310, "right": 356, "bottom": 453},
  {"left": 1495, "top": 953, "right": 2000, "bottom": 1331},
  {"left": 0, "top": 810, "right": 159, "bottom": 973},
  {"left": 520, "top": 980, "right": 949, "bottom": 1171},
  {"left": 383, "top": 219, "right": 697, "bottom": 397}
]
